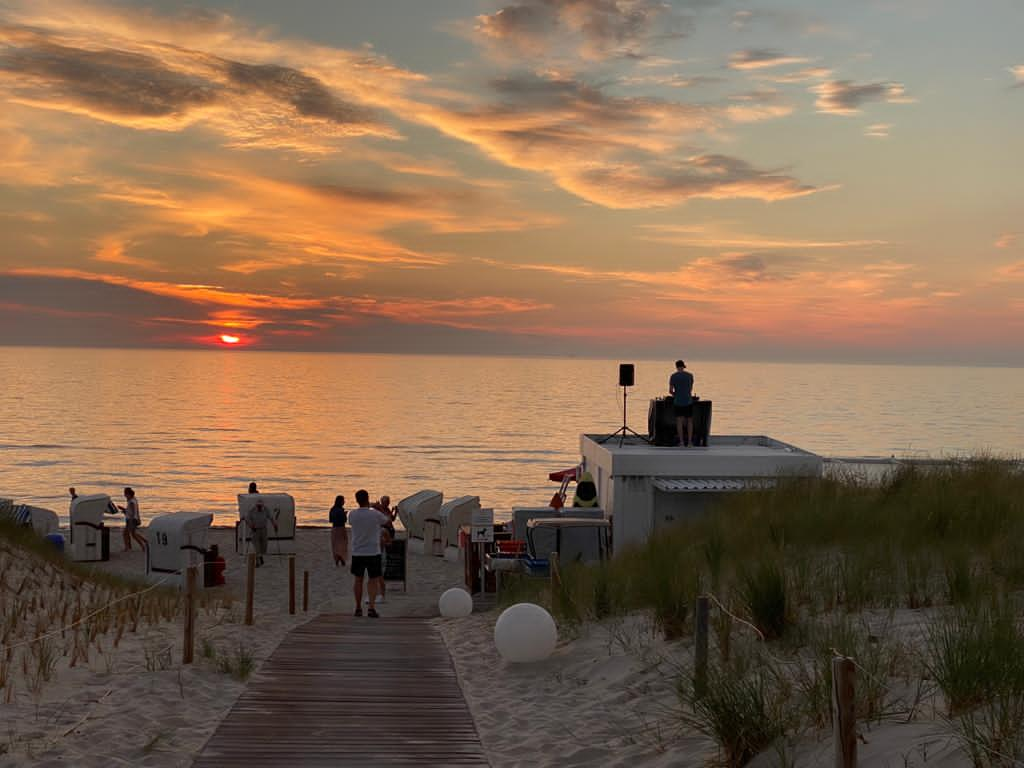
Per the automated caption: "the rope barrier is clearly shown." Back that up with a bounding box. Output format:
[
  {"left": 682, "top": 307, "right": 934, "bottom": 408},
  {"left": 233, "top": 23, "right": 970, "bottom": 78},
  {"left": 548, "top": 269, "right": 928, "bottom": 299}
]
[
  {"left": 0, "top": 571, "right": 175, "bottom": 655},
  {"left": 703, "top": 591, "right": 766, "bottom": 643}
]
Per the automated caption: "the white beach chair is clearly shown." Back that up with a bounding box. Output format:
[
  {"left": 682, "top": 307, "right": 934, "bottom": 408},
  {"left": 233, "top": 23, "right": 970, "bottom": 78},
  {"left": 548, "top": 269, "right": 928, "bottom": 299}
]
[
  {"left": 439, "top": 495, "right": 480, "bottom": 550},
  {"left": 395, "top": 490, "right": 442, "bottom": 540}
]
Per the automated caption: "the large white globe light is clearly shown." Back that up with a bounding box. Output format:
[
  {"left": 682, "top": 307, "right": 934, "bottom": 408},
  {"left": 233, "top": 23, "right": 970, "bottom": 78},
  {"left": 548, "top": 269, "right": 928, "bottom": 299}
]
[
  {"left": 494, "top": 603, "right": 557, "bottom": 663},
  {"left": 439, "top": 588, "right": 474, "bottom": 618}
]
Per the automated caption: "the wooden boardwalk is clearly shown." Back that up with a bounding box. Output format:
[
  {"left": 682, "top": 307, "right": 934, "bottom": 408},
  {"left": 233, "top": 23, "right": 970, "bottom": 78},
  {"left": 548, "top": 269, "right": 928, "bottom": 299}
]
[{"left": 192, "top": 614, "right": 489, "bottom": 767}]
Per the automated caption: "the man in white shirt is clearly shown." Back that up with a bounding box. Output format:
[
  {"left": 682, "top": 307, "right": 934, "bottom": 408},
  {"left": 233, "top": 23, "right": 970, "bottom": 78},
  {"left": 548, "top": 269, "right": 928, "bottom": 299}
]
[{"left": 348, "top": 489, "right": 390, "bottom": 618}]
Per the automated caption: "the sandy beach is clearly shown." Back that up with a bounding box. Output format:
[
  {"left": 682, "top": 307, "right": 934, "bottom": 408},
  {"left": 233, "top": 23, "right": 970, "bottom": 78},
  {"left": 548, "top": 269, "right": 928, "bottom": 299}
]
[
  {"left": 0, "top": 527, "right": 465, "bottom": 767},
  {"left": 1, "top": 525, "right": 983, "bottom": 768},
  {"left": 438, "top": 609, "right": 972, "bottom": 768}
]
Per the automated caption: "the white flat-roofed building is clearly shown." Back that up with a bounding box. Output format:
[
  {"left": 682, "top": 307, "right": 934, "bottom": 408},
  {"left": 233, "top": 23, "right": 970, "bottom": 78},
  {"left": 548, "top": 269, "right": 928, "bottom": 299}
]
[{"left": 580, "top": 434, "right": 822, "bottom": 551}]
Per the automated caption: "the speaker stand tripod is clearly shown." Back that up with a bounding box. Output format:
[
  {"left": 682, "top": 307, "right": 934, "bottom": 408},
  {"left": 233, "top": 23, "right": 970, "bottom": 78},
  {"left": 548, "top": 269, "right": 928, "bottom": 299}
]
[{"left": 599, "top": 387, "right": 650, "bottom": 447}]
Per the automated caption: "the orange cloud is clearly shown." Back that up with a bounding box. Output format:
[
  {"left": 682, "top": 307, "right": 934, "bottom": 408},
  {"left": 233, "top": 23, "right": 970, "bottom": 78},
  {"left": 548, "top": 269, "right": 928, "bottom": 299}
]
[
  {"left": 9, "top": 267, "right": 326, "bottom": 310},
  {"left": 729, "top": 49, "right": 810, "bottom": 70},
  {"left": 418, "top": 72, "right": 816, "bottom": 208},
  {"left": 640, "top": 225, "right": 887, "bottom": 250},
  {"left": 338, "top": 295, "right": 552, "bottom": 331},
  {"left": 0, "top": 3, "right": 415, "bottom": 155},
  {"left": 811, "top": 80, "right": 910, "bottom": 115},
  {"left": 93, "top": 236, "right": 166, "bottom": 271},
  {"left": 997, "top": 261, "right": 1024, "bottom": 280}
]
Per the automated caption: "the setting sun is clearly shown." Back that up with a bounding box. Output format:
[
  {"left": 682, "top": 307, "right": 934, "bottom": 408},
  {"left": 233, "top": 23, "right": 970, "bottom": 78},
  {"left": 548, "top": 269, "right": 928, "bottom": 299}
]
[{"left": 220, "top": 334, "right": 240, "bottom": 345}]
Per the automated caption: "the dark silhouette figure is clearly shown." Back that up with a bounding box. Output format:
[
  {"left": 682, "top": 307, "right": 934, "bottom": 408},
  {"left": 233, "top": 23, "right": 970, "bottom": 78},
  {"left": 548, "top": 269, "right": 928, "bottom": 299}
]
[{"left": 117, "top": 487, "right": 147, "bottom": 551}]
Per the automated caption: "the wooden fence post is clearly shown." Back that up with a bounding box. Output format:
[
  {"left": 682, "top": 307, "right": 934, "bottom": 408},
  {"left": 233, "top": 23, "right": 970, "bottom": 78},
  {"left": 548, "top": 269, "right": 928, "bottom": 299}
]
[
  {"left": 694, "top": 595, "right": 709, "bottom": 698},
  {"left": 183, "top": 565, "right": 196, "bottom": 664},
  {"left": 549, "top": 552, "right": 561, "bottom": 592},
  {"left": 245, "top": 553, "right": 256, "bottom": 626},
  {"left": 288, "top": 555, "right": 296, "bottom": 615},
  {"left": 832, "top": 656, "right": 857, "bottom": 768},
  {"left": 303, "top": 570, "right": 309, "bottom": 612}
]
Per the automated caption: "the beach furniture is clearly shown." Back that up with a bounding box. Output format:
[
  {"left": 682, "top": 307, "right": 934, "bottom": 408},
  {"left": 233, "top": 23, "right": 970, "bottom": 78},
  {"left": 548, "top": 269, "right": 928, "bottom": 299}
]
[
  {"left": 69, "top": 494, "right": 112, "bottom": 562},
  {"left": 395, "top": 489, "right": 442, "bottom": 541},
  {"left": 526, "top": 518, "right": 611, "bottom": 572},
  {"left": 439, "top": 495, "right": 480, "bottom": 549},
  {"left": 147, "top": 512, "right": 213, "bottom": 588},
  {"left": 236, "top": 493, "right": 296, "bottom": 556},
  {"left": 512, "top": 506, "right": 605, "bottom": 541},
  {"left": 27, "top": 506, "right": 59, "bottom": 536},
  {"left": 3, "top": 503, "right": 59, "bottom": 536}
]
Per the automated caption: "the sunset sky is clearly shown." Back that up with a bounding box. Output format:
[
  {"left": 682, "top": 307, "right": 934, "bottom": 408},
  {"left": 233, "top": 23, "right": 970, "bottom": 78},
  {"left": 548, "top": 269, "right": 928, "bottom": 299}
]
[{"left": 1, "top": 0, "right": 1021, "bottom": 363}]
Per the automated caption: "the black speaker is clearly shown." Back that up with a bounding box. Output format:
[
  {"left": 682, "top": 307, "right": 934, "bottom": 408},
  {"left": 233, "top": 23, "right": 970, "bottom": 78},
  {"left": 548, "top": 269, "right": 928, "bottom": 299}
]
[{"left": 618, "top": 363, "right": 634, "bottom": 387}]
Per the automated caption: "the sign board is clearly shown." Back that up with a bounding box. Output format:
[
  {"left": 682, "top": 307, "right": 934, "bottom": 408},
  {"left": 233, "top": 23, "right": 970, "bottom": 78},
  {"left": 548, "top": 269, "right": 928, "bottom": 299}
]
[
  {"left": 383, "top": 538, "right": 407, "bottom": 589},
  {"left": 471, "top": 508, "right": 494, "bottom": 543}
]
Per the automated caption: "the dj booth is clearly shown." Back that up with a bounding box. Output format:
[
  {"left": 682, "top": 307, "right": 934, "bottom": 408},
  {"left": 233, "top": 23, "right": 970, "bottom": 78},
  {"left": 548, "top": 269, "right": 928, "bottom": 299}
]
[{"left": 647, "top": 397, "right": 712, "bottom": 447}]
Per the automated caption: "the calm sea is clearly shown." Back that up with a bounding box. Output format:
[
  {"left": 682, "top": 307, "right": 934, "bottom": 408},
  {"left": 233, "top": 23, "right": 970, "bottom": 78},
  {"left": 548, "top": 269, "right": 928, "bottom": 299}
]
[{"left": 1, "top": 348, "right": 1021, "bottom": 525}]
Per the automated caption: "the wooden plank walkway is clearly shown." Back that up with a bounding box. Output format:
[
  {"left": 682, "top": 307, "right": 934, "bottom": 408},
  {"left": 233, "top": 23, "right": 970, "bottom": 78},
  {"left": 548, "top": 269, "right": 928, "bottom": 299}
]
[{"left": 192, "top": 614, "right": 489, "bottom": 767}]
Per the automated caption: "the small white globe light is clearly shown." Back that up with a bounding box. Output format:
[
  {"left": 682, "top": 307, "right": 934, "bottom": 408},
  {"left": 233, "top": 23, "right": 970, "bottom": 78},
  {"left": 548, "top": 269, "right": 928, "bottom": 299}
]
[
  {"left": 439, "top": 587, "right": 474, "bottom": 618},
  {"left": 494, "top": 603, "right": 557, "bottom": 663}
]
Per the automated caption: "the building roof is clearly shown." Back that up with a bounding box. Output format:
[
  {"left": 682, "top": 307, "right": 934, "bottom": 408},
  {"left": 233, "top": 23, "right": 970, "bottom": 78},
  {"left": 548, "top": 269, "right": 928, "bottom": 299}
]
[{"left": 581, "top": 434, "right": 822, "bottom": 479}]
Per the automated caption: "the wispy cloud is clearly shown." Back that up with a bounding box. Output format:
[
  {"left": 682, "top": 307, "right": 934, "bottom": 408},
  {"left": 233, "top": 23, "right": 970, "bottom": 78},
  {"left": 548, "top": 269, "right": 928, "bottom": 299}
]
[
  {"left": 728, "top": 49, "right": 809, "bottom": 70},
  {"left": 639, "top": 225, "right": 886, "bottom": 250},
  {"left": 812, "top": 79, "right": 910, "bottom": 115},
  {"left": 93, "top": 236, "right": 166, "bottom": 271},
  {"left": 474, "top": 0, "right": 695, "bottom": 61},
  {"left": 4, "top": 269, "right": 553, "bottom": 338},
  {"left": 1011, "top": 65, "right": 1024, "bottom": 87},
  {"left": 9, "top": 267, "right": 327, "bottom": 310},
  {"left": 472, "top": 252, "right": 960, "bottom": 347},
  {"left": 617, "top": 73, "right": 723, "bottom": 89},
  {"left": 757, "top": 66, "right": 832, "bottom": 84},
  {"left": 0, "top": 23, "right": 394, "bottom": 153},
  {"left": 420, "top": 71, "right": 814, "bottom": 208},
  {"left": 998, "top": 261, "right": 1024, "bottom": 280},
  {"left": 864, "top": 122, "right": 891, "bottom": 138},
  {"left": 995, "top": 233, "right": 1018, "bottom": 249}
]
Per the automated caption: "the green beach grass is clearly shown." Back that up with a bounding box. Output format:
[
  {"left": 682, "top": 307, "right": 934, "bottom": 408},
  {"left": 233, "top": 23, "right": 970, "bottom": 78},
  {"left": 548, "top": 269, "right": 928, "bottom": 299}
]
[{"left": 503, "top": 458, "right": 1024, "bottom": 766}]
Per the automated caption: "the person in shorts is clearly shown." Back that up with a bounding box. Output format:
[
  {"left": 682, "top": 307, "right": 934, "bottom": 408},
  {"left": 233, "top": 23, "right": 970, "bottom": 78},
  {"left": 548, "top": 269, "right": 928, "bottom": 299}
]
[
  {"left": 669, "top": 359, "right": 695, "bottom": 447},
  {"left": 117, "top": 487, "right": 147, "bottom": 551},
  {"left": 348, "top": 489, "right": 389, "bottom": 618},
  {"left": 246, "top": 499, "right": 277, "bottom": 567}
]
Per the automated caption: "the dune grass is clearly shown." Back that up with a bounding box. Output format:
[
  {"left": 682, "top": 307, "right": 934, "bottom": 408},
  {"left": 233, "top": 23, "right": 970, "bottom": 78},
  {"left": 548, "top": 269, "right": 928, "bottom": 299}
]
[
  {"left": 509, "top": 458, "right": 1024, "bottom": 766},
  {"left": 0, "top": 517, "right": 229, "bottom": 707}
]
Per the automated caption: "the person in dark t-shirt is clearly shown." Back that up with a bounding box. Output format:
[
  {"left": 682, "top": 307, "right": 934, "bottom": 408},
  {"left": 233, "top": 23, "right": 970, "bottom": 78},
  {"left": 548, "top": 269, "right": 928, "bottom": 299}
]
[{"left": 669, "top": 360, "right": 695, "bottom": 447}]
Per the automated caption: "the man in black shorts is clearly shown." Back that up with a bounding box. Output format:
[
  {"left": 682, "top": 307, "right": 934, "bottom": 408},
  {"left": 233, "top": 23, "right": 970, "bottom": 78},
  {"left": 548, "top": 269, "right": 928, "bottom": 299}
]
[
  {"left": 348, "top": 489, "right": 390, "bottom": 617},
  {"left": 669, "top": 359, "right": 695, "bottom": 447}
]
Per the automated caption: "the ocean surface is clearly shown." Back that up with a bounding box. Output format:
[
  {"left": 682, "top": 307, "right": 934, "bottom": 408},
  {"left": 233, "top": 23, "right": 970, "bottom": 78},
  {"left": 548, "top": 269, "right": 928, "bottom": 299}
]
[{"left": 1, "top": 347, "right": 1021, "bottom": 525}]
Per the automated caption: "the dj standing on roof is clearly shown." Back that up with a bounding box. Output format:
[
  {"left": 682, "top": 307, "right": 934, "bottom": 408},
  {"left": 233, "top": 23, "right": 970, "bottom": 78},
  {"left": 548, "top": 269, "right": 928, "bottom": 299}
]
[{"left": 669, "top": 360, "right": 695, "bottom": 448}]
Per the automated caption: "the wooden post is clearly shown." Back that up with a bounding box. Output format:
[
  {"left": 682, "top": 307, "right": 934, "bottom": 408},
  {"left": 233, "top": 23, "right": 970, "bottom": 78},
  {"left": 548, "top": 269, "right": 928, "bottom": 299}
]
[
  {"left": 694, "top": 595, "right": 709, "bottom": 698},
  {"left": 303, "top": 570, "right": 309, "bottom": 612},
  {"left": 288, "top": 555, "right": 296, "bottom": 615},
  {"left": 245, "top": 553, "right": 255, "bottom": 626},
  {"left": 183, "top": 565, "right": 196, "bottom": 664},
  {"left": 832, "top": 656, "right": 857, "bottom": 768},
  {"left": 550, "top": 551, "right": 561, "bottom": 592}
]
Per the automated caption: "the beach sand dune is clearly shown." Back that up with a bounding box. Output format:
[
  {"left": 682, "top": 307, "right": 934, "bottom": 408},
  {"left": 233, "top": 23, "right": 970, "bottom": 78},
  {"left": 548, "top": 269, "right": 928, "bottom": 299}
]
[
  {"left": 3, "top": 527, "right": 974, "bottom": 767},
  {"left": 0, "top": 528, "right": 464, "bottom": 767}
]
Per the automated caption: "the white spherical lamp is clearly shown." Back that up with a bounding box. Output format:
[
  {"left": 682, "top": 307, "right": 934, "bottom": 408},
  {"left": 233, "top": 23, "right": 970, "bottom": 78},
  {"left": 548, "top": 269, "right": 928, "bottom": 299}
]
[
  {"left": 494, "top": 603, "right": 557, "bottom": 663},
  {"left": 438, "top": 587, "right": 474, "bottom": 618}
]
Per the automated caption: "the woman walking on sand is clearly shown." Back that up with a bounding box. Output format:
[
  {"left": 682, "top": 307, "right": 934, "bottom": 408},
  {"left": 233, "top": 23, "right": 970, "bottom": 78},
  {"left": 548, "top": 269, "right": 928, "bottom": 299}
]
[
  {"left": 329, "top": 495, "right": 348, "bottom": 566},
  {"left": 118, "top": 487, "right": 147, "bottom": 551}
]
